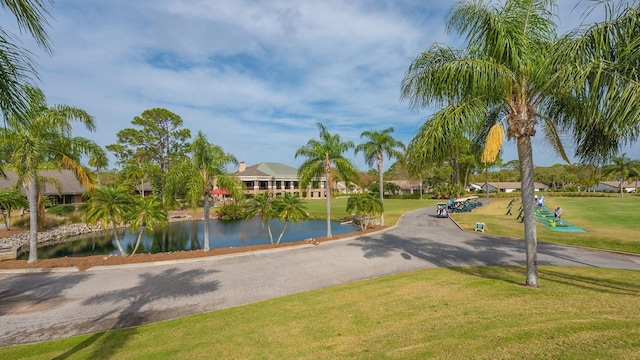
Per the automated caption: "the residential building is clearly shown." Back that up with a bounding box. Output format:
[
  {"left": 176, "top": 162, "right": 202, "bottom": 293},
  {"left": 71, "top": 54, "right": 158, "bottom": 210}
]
[
  {"left": 592, "top": 181, "right": 638, "bottom": 193},
  {"left": 471, "top": 181, "right": 549, "bottom": 193},
  {"left": 386, "top": 180, "right": 428, "bottom": 195},
  {"left": 0, "top": 170, "right": 87, "bottom": 204}
]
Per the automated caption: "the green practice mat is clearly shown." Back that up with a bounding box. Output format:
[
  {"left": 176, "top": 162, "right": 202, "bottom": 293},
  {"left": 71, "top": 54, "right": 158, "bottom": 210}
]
[{"left": 534, "top": 206, "right": 586, "bottom": 232}]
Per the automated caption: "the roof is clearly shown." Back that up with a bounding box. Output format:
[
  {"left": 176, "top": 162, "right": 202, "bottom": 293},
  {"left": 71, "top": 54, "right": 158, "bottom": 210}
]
[
  {"left": 598, "top": 181, "right": 637, "bottom": 188},
  {"left": 387, "top": 180, "right": 424, "bottom": 189},
  {"left": 474, "top": 182, "right": 549, "bottom": 190},
  {"left": 0, "top": 170, "right": 88, "bottom": 195},
  {"left": 235, "top": 162, "right": 299, "bottom": 178}
]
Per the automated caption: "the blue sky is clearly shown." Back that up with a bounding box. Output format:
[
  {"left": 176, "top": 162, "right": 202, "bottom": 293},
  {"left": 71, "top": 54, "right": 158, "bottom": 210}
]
[{"left": 3, "top": 0, "right": 638, "bottom": 172}]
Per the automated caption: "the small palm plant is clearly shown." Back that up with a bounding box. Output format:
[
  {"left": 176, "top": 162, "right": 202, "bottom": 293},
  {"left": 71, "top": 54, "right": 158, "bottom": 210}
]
[
  {"left": 245, "top": 192, "right": 278, "bottom": 244},
  {"left": 84, "top": 186, "right": 135, "bottom": 256},
  {"left": 274, "top": 193, "right": 308, "bottom": 244},
  {"left": 346, "top": 193, "right": 383, "bottom": 231},
  {"left": 0, "top": 189, "right": 28, "bottom": 230},
  {"left": 128, "top": 195, "right": 167, "bottom": 255}
]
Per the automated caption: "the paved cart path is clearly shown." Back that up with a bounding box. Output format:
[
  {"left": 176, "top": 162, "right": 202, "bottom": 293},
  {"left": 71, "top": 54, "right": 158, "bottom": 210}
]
[{"left": 2, "top": 206, "right": 640, "bottom": 346}]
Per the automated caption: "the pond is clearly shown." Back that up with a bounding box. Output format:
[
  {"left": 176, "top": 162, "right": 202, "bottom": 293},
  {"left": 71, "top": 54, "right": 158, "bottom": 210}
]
[{"left": 24, "top": 218, "right": 358, "bottom": 260}]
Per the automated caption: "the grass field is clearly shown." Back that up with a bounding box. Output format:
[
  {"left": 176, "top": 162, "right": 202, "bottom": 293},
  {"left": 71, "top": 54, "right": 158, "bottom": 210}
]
[
  {"left": 2, "top": 266, "right": 639, "bottom": 359},
  {"left": 2, "top": 196, "right": 640, "bottom": 358},
  {"left": 450, "top": 195, "right": 640, "bottom": 254},
  {"left": 303, "top": 197, "right": 437, "bottom": 225}
]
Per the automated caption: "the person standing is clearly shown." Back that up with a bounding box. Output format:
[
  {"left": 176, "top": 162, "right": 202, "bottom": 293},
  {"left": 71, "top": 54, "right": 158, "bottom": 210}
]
[{"left": 554, "top": 206, "right": 562, "bottom": 223}]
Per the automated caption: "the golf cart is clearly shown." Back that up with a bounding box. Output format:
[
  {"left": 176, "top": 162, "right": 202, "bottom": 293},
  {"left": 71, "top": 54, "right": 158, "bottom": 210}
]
[{"left": 436, "top": 203, "right": 449, "bottom": 218}]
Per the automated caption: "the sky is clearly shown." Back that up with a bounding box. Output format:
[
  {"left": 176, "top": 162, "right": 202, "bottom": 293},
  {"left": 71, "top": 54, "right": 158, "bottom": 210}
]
[{"left": 3, "top": 0, "right": 638, "bottom": 172}]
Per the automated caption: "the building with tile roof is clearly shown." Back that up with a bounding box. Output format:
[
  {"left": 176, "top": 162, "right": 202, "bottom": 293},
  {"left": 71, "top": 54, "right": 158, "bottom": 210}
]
[{"left": 233, "top": 161, "right": 328, "bottom": 198}]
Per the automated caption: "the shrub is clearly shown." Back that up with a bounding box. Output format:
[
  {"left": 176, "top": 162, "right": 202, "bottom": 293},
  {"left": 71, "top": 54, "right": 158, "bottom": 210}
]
[
  {"left": 216, "top": 203, "right": 247, "bottom": 221},
  {"left": 47, "top": 204, "right": 77, "bottom": 216}
]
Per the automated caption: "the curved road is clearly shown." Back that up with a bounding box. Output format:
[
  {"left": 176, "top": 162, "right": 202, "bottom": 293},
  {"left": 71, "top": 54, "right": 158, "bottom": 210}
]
[{"left": 2, "top": 206, "right": 640, "bottom": 346}]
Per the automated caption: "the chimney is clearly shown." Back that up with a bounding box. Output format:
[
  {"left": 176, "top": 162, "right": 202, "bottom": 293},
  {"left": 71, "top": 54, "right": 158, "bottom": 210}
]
[{"left": 239, "top": 161, "right": 246, "bottom": 172}]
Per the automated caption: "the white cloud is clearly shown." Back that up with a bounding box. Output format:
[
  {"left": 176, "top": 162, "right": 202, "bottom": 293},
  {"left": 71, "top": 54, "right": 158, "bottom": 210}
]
[{"left": 2, "top": 0, "right": 638, "bottom": 171}]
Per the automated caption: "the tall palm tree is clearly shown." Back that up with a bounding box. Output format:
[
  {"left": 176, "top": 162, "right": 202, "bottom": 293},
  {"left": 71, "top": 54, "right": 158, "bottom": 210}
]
[
  {"left": 168, "top": 131, "right": 238, "bottom": 251},
  {"left": 0, "top": 86, "right": 104, "bottom": 263},
  {"left": 0, "top": 0, "right": 53, "bottom": 123},
  {"left": 295, "top": 122, "right": 358, "bottom": 238},
  {"left": 401, "top": 0, "right": 640, "bottom": 286},
  {"left": 602, "top": 153, "right": 640, "bottom": 198},
  {"left": 129, "top": 195, "right": 167, "bottom": 255},
  {"left": 245, "top": 192, "right": 278, "bottom": 244},
  {"left": 84, "top": 186, "right": 135, "bottom": 257},
  {"left": 355, "top": 127, "right": 404, "bottom": 226},
  {"left": 274, "top": 193, "right": 308, "bottom": 244}
]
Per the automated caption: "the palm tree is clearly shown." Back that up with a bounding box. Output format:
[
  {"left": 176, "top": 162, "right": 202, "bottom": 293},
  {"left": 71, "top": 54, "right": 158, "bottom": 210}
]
[
  {"left": 0, "top": 0, "right": 52, "bottom": 123},
  {"left": 129, "top": 195, "right": 167, "bottom": 255},
  {"left": 274, "top": 193, "right": 309, "bottom": 244},
  {"left": 0, "top": 188, "right": 28, "bottom": 230},
  {"left": 346, "top": 193, "right": 383, "bottom": 231},
  {"left": 84, "top": 186, "right": 135, "bottom": 257},
  {"left": 245, "top": 192, "right": 278, "bottom": 244},
  {"left": 0, "top": 86, "right": 104, "bottom": 263},
  {"left": 168, "top": 131, "right": 238, "bottom": 251},
  {"left": 355, "top": 127, "right": 404, "bottom": 226},
  {"left": 401, "top": 1, "right": 640, "bottom": 286},
  {"left": 295, "top": 122, "right": 358, "bottom": 238},
  {"left": 602, "top": 153, "right": 640, "bottom": 198}
]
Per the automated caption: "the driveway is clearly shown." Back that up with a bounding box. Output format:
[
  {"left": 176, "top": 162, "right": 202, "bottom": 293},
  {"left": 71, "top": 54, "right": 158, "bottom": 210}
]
[{"left": 1, "top": 206, "right": 640, "bottom": 346}]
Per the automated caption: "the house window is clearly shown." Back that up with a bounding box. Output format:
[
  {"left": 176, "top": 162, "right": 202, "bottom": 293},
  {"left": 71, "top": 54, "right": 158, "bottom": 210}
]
[{"left": 259, "top": 181, "right": 269, "bottom": 190}]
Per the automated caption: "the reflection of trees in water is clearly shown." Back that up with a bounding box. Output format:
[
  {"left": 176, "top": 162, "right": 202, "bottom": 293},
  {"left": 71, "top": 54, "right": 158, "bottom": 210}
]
[
  {"left": 148, "top": 228, "right": 191, "bottom": 253},
  {"left": 31, "top": 219, "right": 356, "bottom": 259},
  {"left": 22, "top": 234, "right": 117, "bottom": 260}
]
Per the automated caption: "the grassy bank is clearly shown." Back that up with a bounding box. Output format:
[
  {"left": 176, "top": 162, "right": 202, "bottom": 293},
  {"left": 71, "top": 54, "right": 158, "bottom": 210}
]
[
  {"left": 303, "top": 197, "right": 437, "bottom": 225},
  {"left": 450, "top": 196, "right": 640, "bottom": 254},
  {"left": 3, "top": 266, "right": 639, "bottom": 359}
]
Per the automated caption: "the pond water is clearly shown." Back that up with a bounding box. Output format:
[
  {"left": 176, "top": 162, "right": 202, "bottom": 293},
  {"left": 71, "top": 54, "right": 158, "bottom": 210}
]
[{"left": 26, "top": 218, "right": 358, "bottom": 260}]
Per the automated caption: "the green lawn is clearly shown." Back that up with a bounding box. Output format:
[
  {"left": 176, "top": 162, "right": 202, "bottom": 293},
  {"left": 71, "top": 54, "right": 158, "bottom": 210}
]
[
  {"left": 450, "top": 195, "right": 640, "bottom": 254},
  {"left": 3, "top": 266, "right": 639, "bottom": 359},
  {"left": 303, "top": 197, "right": 438, "bottom": 225}
]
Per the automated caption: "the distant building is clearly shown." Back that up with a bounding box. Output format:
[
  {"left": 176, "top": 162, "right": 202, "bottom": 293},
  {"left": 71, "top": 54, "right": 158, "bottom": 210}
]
[
  {"left": 592, "top": 181, "right": 638, "bottom": 193},
  {"left": 0, "top": 170, "right": 87, "bottom": 205},
  {"left": 233, "top": 162, "right": 327, "bottom": 198},
  {"left": 470, "top": 181, "right": 549, "bottom": 193},
  {"left": 386, "top": 180, "right": 427, "bottom": 195}
]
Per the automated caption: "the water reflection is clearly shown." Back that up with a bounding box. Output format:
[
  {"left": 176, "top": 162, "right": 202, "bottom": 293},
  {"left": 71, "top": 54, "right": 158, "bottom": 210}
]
[{"left": 28, "top": 218, "right": 357, "bottom": 259}]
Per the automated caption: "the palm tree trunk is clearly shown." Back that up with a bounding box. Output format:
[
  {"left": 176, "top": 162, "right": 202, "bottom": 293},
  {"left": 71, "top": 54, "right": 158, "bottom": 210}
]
[
  {"left": 485, "top": 166, "right": 489, "bottom": 199},
  {"left": 267, "top": 222, "right": 274, "bottom": 244},
  {"left": 325, "top": 169, "right": 332, "bottom": 238},
  {"left": 377, "top": 154, "right": 384, "bottom": 226},
  {"left": 203, "top": 193, "right": 211, "bottom": 251},
  {"left": 132, "top": 227, "right": 145, "bottom": 255},
  {"left": 112, "top": 226, "right": 126, "bottom": 256},
  {"left": 36, "top": 191, "right": 45, "bottom": 232},
  {"left": 27, "top": 176, "right": 39, "bottom": 263},
  {"left": 276, "top": 221, "right": 289, "bottom": 244},
  {"left": 619, "top": 177, "right": 624, "bottom": 198},
  {"left": 517, "top": 135, "right": 539, "bottom": 287}
]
